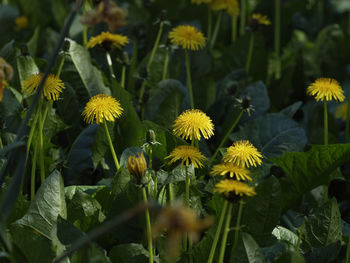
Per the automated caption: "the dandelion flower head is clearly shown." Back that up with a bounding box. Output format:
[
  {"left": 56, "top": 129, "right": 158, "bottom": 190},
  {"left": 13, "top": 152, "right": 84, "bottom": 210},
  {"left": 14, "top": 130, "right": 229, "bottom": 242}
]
[
  {"left": 82, "top": 94, "right": 123, "bottom": 124},
  {"left": 214, "top": 179, "right": 256, "bottom": 197},
  {"left": 173, "top": 109, "right": 214, "bottom": 141},
  {"left": 209, "top": 0, "right": 240, "bottom": 16},
  {"left": 15, "top": 16, "right": 29, "bottom": 30},
  {"left": 223, "top": 140, "right": 263, "bottom": 168},
  {"left": 169, "top": 25, "right": 206, "bottom": 51},
  {"left": 251, "top": 13, "right": 271, "bottom": 26},
  {"left": 87, "top": 32, "right": 129, "bottom": 49},
  {"left": 307, "top": 78, "right": 345, "bottom": 102},
  {"left": 210, "top": 162, "right": 252, "bottom": 181},
  {"left": 335, "top": 102, "right": 348, "bottom": 121},
  {"left": 22, "top": 73, "right": 65, "bottom": 101},
  {"left": 166, "top": 145, "right": 206, "bottom": 168}
]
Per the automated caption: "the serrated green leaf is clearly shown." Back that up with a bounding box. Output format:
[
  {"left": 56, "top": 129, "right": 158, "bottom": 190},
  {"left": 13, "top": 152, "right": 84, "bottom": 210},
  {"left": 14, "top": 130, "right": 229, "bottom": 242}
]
[
  {"left": 109, "top": 243, "right": 150, "bottom": 263},
  {"left": 242, "top": 233, "right": 266, "bottom": 263}
]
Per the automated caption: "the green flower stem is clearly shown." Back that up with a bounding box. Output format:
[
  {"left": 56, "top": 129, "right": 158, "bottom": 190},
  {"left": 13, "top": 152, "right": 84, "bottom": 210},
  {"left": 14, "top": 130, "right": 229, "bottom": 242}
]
[
  {"left": 26, "top": 106, "right": 41, "bottom": 161},
  {"left": 346, "top": 236, "right": 350, "bottom": 263},
  {"left": 233, "top": 200, "right": 244, "bottom": 248},
  {"left": 240, "top": 0, "right": 246, "bottom": 36},
  {"left": 295, "top": 219, "right": 305, "bottom": 252},
  {"left": 103, "top": 121, "right": 120, "bottom": 170},
  {"left": 30, "top": 143, "right": 39, "bottom": 200},
  {"left": 82, "top": 2, "right": 88, "bottom": 47},
  {"left": 121, "top": 65, "right": 126, "bottom": 88},
  {"left": 207, "top": 8, "right": 213, "bottom": 41},
  {"left": 245, "top": 33, "right": 255, "bottom": 74},
  {"left": 0, "top": 134, "right": 3, "bottom": 149},
  {"left": 185, "top": 50, "right": 195, "bottom": 109},
  {"left": 231, "top": 15, "right": 238, "bottom": 43},
  {"left": 207, "top": 200, "right": 228, "bottom": 263},
  {"left": 57, "top": 53, "right": 66, "bottom": 78},
  {"left": 38, "top": 99, "right": 45, "bottom": 183},
  {"left": 128, "top": 39, "right": 138, "bottom": 91},
  {"left": 346, "top": 102, "right": 350, "bottom": 142},
  {"left": 106, "top": 52, "right": 116, "bottom": 79},
  {"left": 147, "top": 22, "right": 164, "bottom": 71},
  {"left": 168, "top": 183, "right": 174, "bottom": 204},
  {"left": 138, "top": 81, "right": 147, "bottom": 113},
  {"left": 148, "top": 148, "right": 153, "bottom": 195},
  {"left": 210, "top": 11, "right": 223, "bottom": 49},
  {"left": 324, "top": 100, "right": 328, "bottom": 202},
  {"left": 209, "top": 110, "right": 243, "bottom": 167},
  {"left": 162, "top": 49, "right": 169, "bottom": 80},
  {"left": 274, "top": 0, "right": 281, "bottom": 79},
  {"left": 142, "top": 187, "right": 154, "bottom": 263},
  {"left": 348, "top": 11, "right": 350, "bottom": 35},
  {"left": 218, "top": 202, "right": 233, "bottom": 263},
  {"left": 154, "top": 171, "right": 158, "bottom": 199},
  {"left": 185, "top": 166, "right": 190, "bottom": 208}
]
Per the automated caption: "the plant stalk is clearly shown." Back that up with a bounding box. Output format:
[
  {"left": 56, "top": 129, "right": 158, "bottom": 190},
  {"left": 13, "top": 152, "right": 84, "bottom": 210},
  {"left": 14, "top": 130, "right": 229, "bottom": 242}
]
[
  {"left": 147, "top": 22, "right": 164, "bottom": 71},
  {"left": 185, "top": 50, "right": 195, "bottom": 109},
  {"left": 274, "top": 0, "right": 281, "bottom": 79},
  {"left": 207, "top": 200, "right": 228, "bottom": 263},
  {"left": 121, "top": 65, "right": 126, "bottom": 88},
  {"left": 128, "top": 39, "right": 138, "bottom": 91},
  {"left": 162, "top": 49, "right": 169, "bottom": 80},
  {"left": 168, "top": 183, "right": 174, "bottom": 204},
  {"left": 231, "top": 15, "right": 238, "bottom": 43},
  {"left": 240, "top": 0, "right": 246, "bottom": 36},
  {"left": 30, "top": 143, "right": 39, "bottom": 200},
  {"left": 324, "top": 100, "right": 328, "bottom": 202},
  {"left": 346, "top": 236, "right": 350, "bottom": 263},
  {"left": 103, "top": 121, "right": 120, "bottom": 170},
  {"left": 245, "top": 33, "right": 255, "bottom": 74},
  {"left": 346, "top": 102, "right": 350, "bottom": 142},
  {"left": 38, "top": 98, "right": 45, "bottom": 183},
  {"left": 210, "top": 11, "right": 223, "bottom": 49},
  {"left": 142, "top": 187, "right": 154, "bottom": 263},
  {"left": 106, "top": 52, "right": 116, "bottom": 79},
  {"left": 207, "top": 8, "right": 213, "bottom": 41},
  {"left": 218, "top": 202, "right": 233, "bottom": 263},
  {"left": 209, "top": 110, "right": 243, "bottom": 167},
  {"left": 233, "top": 200, "right": 244, "bottom": 248}
]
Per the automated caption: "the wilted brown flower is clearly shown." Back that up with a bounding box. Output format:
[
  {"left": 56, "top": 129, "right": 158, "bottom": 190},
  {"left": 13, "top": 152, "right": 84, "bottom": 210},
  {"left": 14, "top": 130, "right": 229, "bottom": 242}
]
[
  {"left": 81, "top": 1, "right": 128, "bottom": 31},
  {"left": 152, "top": 203, "right": 213, "bottom": 261},
  {"left": 0, "top": 57, "right": 14, "bottom": 101}
]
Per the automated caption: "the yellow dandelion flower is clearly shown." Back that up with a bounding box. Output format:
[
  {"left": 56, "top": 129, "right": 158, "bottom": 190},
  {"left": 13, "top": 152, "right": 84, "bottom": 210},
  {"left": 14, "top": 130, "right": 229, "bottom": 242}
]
[
  {"left": 335, "top": 102, "right": 348, "bottom": 121},
  {"left": 251, "top": 13, "right": 271, "bottom": 26},
  {"left": 86, "top": 32, "right": 129, "bottom": 49},
  {"left": 307, "top": 78, "right": 345, "bottom": 102},
  {"left": 82, "top": 94, "right": 123, "bottom": 124},
  {"left": 210, "top": 162, "right": 252, "bottom": 181},
  {"left": 22, "top": 73, "right": 65, "bottom": 101},
  {"left": 209, "top": 0, "right": 240, "bottom": 16},
  {"left": 223, "top": 140, "right": 263, "bottom": 168},
  {"left": 214, "top": 179, "right": 256, "bottom": 197},
  {"left": 166, "top": 145, "right": 206, "bottom": 168},
  {"left": 128, "top": 152, "right": 147, "bottom": 179},
  {"left": 169, "top": 25, "right": 206, "bottom": 51},
  {"left": 173, "top": 109, "right": 214, "bottom": 141},
  {"left": 191, "top": 0, "right": 212, "bottom": 4},
  {"left": 15, "top": 16, "right": 29, "bottom": 30}
]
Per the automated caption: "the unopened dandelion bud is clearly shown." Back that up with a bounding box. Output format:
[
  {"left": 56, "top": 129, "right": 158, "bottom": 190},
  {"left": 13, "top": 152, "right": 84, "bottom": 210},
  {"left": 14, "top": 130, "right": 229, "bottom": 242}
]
[
  {"left": 146, "top": 130, "right": 156, "bottom": 145},
  {"left": 128, "top": 153, "right": 148, "bottom": 186}
]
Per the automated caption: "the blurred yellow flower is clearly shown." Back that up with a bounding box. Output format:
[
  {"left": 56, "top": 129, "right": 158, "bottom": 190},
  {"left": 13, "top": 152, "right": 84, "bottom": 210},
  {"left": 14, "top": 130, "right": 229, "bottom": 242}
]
[
  {"left": 15, "top": 16, "right": 29, "bottom": 30},
  {"left": 209, "top": 0, "right": 240, "bottom": 16},
  {"left": 87, "top": 32, "right": 129, "bottom": 49},
  {"left": 169, "top": 25, "right": 206, "bottom": 51},
  {"left": 22, "top": 73, "right": 65, "bottom": 101},
  {"left": 166, "top": 145, "right": 206, "bottom": 168},
  {"left": 173, "top": 109, "right": 214, "bottom": 141},
  {"left": 223, "top": 140, "right": 263, "bottom": 168},
  {"left": 191, "top": 0, "right": 212, "bottom": 4},
  {"left": 82, "top": 94, "right": 123, "bottom": 124},
  {"left": 251, "top": 13, "right": 271, "bottom": 26},
  {"left": 335, "top": 102, "right": 348, "bottom": 121},
  {"left": 307, "top": 78, "right": 345, "bottom": 102},
  {"left": 0, "top": 57, "right": 13, "bottom": 102},
  {"left": 214, "top": 179, "right": 256, "bottom": 197},
  {"left": 210, "top": 162, "right": 252, "bottom": 181}
]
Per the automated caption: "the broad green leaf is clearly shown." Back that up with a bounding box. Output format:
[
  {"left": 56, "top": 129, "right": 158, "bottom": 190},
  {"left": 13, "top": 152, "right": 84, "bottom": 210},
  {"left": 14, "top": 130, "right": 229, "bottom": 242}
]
[
  {"left": 145, "top": 79, "right": 186, "bottom": 128},
  {"left": 66, "top": 125, "right": 97, "bottom": 185},
  {"left": 12, "top": 170, "right": 66, "bottom": 239},
  {"left": 242, "top": 233, "right": 266, "bottom": 263},
  {"left": 65, "top": 185, "right": 103, "bottom": 200},
  {"left": 272, "top": 226, "right": 298, "bottom": 248},
  {"left": 67, "top": 38, "right": 110, "bottom": 97},
  {"left": 273, "top": 251, "right": 305, "bottom": 263},
  {"left": 303, "top": 198, "right": 342, "bottom": 249},
  {"left": 241, "top": 176, "right": 282, "bottom": 246},
  {"left": 16, "top": 53, "right": 39, "bottom": 90},
  {"left": 231, "top": 113, "right": 307, "bottom": 159},
  {"left": 280, "top": 101, "right": 303, "bottom": 118},
  {"left": 271, "top": 144, "right": 350, "bottom": 194},
  {"left": 109, "top": 243, "right": 150, "bottom": 263},
  {"left": 304, "top": 241, "right": 341, "bottom": 263}
]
